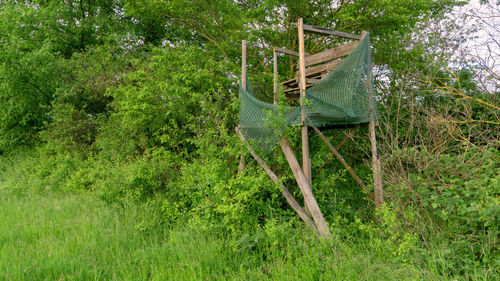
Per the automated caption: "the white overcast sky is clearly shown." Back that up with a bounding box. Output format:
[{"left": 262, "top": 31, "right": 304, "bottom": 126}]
[{"left": 456, "top": 0, "right": 499, "bottom": 91}]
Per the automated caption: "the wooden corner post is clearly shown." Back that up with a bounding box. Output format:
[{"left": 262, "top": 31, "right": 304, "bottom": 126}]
[
  {"left": 369, "top": 119, "right": 383, "bottom": 208},
  {"left": 273, "top": 48, "right": 278, "bottom": 105},
  {"left": 238, "top": 40, "right": 247, "bottom": 174},
  {"left": 241, "top": 40, "right": 247, "bottom": 90},
  {"left": 298, "top": 18, "right": 312, "bottom": 212},
  {"left": 364, "top": 30, "right": 383, "bottom": 207}
]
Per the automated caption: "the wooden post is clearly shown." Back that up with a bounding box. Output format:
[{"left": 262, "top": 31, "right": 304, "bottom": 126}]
[
  {"left": 236, "top": 127, "right": 316, "bottom": 231},
  {"left": 280, "top": 138, "right": 330, "bottom": 238},
  {"left": 241, "top": 40, "right": 247, "bottom": 90},
  {"left": 312, "top": 126, "right": 375, "bottom": 202},
  {"left": 369, "top": 121, "right": 383, "bottom": 208},
  {"left": 238, "top": 40, "right": 247, "bottom": 174},
  {"left": 298, "top": 18, "right": 312, "bottom": 213},
  {"left": 364, "top": 30, "right": 383, "bottom": 207},
  {"left": 273, "top": 48, "right": 278, "bottom": 105}
]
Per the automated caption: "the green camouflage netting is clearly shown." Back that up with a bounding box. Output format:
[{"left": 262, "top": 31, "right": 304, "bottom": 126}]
[{"left": 239, "top": 34, "right": 378, "bottom": 152}]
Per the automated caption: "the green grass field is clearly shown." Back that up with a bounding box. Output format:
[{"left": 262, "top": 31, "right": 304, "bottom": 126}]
[{"left": 0, "top": 190, "right": 449, "bottom": 281}]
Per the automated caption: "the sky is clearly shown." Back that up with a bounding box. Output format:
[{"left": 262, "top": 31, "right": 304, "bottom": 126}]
[{"left": 457, "top": 0, "right": 499, "bottom": 92}]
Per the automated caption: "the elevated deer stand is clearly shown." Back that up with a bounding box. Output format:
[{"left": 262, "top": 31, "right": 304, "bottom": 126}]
[{"left": 237, "top": 19, "right": 383, "bottom": 238}]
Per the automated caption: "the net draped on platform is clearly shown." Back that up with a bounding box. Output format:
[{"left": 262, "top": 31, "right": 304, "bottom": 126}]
[{"left": 239, "top": 34, "right": 378, "bottom": 153}]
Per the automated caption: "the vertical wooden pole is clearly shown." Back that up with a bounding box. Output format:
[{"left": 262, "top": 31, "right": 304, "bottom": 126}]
[
  {"left": 238, "top": 40, "right": 247, "bottom": 174},
  {"left": 364, "top": 30, "right": 383, "bottom": 207},
  {"left": 298, "top": 18, "right": 312, "bottom": 212},
  {"left": 369, "top": 120, "right": 383, "bottom": 208},
  {"left": 273, "top": 48, "right": 278, "bottom": 105},
  {"left": 241, "top": 40, "right": 247, "bottom": 90}
]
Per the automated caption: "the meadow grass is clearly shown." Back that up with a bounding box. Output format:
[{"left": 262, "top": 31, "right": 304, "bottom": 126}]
[{"left": 0, "top": 190, "right": 444, "bottom": 281}]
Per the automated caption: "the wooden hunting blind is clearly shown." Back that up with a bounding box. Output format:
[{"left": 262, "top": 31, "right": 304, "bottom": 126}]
[{"left": 236, "top": 19, "right": 383, "bottom": 238}]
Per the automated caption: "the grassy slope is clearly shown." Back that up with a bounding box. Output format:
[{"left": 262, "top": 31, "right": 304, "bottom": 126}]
[{"left": 0, "top": 190, "right": 443, "bottom": 281}]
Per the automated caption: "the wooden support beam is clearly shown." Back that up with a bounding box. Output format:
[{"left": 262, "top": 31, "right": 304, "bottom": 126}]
[
  {"left": 293, "top": 23, "right": 361, "bottom": 40},
  {"left": 296, "top": 59, "right": 343, "bottom": 79},
  {"left": 369, "top": 121, "right": 384, "bottom": 208},
  {"left": 336, "top": 124, "right": 360, "bottom": 151},
  {"left": 236, "top": 127, "right": 317, "bottom": 231},
  {"left": 283, "top": 84, "right": 314, "bottom": 94},
  {"left": 273, "top": 48, "right": 278, "bottom": 104},
  {"left": 238, "top": 40, "right": 247, "bottom": 175},
  {"left": 365, "top": 31, "right": 383, "bottom": 207},
  {"left": 282, "top": 57, "right": 344, "bottom": 90},
  {"left": 283, "top": 87, "right": 300, "bottom": 94},
  {"left": 305, "top": 40, "right": 360, "bottom": 67},
  {"left": 274, "top": 47, "right": 301, "bottom": 57},
  {"left": 298, "top": 18, "right": 312, "bottom": 214},
  {"left": 281, "top": 77, "right": 298, "bottom": 87},
  {"left": 312, "top": 126, "right": 375, "bottom": 203},
  {"left": 280, "top": 137, "right": 330, "bottom": 238},
  {"left": 318, "top": 125, "right": 360, "bottom": 171},
  {"left": 281, "top": 74, "right": 320, "bottom": 88},
  {"left": 241, "top": 40, "right": 247, "bottom": 90}
]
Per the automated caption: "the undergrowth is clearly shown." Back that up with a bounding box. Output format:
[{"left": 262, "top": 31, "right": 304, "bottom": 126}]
[
  {"left": 0, "top": 189, "right": 442, "bottom": 281},
  {"left": 0, "top": 145, "right": 498, "bottom": 280}
]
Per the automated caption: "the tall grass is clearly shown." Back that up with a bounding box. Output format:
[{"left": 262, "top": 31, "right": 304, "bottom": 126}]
[{"left": 0, "top": 190, "right": 443, "bottom": 281}]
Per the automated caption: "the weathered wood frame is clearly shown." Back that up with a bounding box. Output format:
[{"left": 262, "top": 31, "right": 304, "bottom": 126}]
[
  {"left": 238, "top": 19, "right": 384, "bottom": 238},
  {"left": 288, "top": 24, "right": 383, "bottom": 209},
  {"left": 292, "top": 23, "right": 362, "bottom": 40}
]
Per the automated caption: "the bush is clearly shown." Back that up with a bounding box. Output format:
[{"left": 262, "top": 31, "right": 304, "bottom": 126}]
[{"left": 385, "top": 145, "right": 499, "bottom": 276}]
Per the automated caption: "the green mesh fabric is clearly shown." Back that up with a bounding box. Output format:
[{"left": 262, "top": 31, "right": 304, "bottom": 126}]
[{"left": 239, "top": 34, "right": 378, "bottom": 152}]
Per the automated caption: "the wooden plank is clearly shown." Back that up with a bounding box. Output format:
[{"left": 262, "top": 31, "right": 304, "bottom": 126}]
[
  {"left": 236, "top": 127, "right": 317, "bottom": 231},
  {"left": 283, "top": 87, "right": 300, "bottom": 94},
  {"left": 306, "top": 78, "right": 321, "bottom": 84},
  {"left": 281, "top": 77, "right": 297, "bottom": 87},
  {"left": 296, "top": 59, "right": 344, "bottom": 78},
  {"left": 281, "top": 74, "right": 322, "bottom": 89},
  {"left": 305, "top": 40, "right": 360, "bottom": 67},
  {"left": 280, "top": 137, "right": 330, "bottom": 238},
  {"left": 283, "top": 84, "right": 314, "bottom": 94},
  {"left": 275, "top": 47, "right": 299, "bottom": 57},
  {"left": 293, "top": 23, "right": 361, "bottom": 40},
  {"left": 283, "top": 59, "right": 345, "bottom": 97},
  {"left": 312, "top": 126, "right": 375, "bottom": 203},
  {"left": 298, "top": 18, "right": 312, "bottom": 203}
]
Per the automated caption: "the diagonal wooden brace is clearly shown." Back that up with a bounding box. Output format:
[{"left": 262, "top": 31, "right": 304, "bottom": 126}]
[
  {"left": 235, "top": 127, "right": 317, "bottom": 231},
  {"left": 336, "top": 124, "right": 360, "bottom": 151},
  {"left": 319, "top": 125, "right": 360, "bottom": 171},
  {"left": 279, "top": 137, "right": 331, "bottom": 238},
  {"left": 312, "top": 126, "right": 375, "bottom": 203}
]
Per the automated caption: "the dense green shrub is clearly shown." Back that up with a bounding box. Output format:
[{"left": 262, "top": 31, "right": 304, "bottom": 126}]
[
  {"left": 385, "top": 145, "right": 499, "bottom": 275},
  {"left": 1, "top": 0, "right": 497, "bottom": 279}
]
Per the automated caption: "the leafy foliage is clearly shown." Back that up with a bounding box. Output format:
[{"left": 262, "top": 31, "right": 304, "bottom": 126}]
[{"left": 0, "top": 0, "right": 497, "bottom": 279}]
